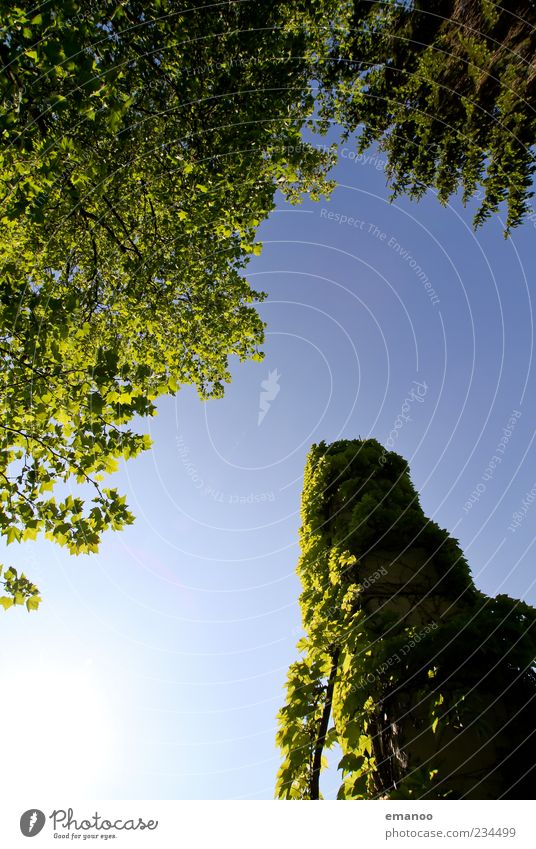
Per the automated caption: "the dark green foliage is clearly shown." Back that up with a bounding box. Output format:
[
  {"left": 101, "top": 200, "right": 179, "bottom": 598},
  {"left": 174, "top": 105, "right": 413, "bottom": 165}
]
[{"left": 317, "top": 1, "right": 536, "bottom": 232}]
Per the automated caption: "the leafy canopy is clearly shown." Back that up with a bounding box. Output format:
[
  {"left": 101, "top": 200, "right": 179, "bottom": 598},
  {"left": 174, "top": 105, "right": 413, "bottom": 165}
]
[
  {"left": 2, "top": 1, "right": 536, "bottom": 610},
  {"left": 0, "top": 0, "right": 340, "bottom": 609},
  {"left": 317, "top": 0, "right": 536, "bottom": 232}
]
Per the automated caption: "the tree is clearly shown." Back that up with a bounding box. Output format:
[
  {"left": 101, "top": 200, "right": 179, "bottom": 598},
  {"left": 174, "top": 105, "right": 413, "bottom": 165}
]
[
  {"left": 3, "top": 1, "right": 535, "bottom": 612},
  {"left": 317, "top": 1, "right": 536, "bottom": 232},
  {"left": 0, "top": 0, "right": 341, "bottom": 609},
  {"left": 276, "top": 440, "right": 536, "bottom": 799}
]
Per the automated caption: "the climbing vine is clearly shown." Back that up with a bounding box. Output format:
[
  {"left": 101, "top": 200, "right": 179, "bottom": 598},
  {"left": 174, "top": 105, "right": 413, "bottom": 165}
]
[{"left": 276, "top": 440, "right": 536, "bottom": 799}]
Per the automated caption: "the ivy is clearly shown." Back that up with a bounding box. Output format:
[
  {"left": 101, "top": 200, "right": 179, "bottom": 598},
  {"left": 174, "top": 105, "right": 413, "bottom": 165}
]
[{"left": 277, "top": 440, "right": 536, "bottom": 799}]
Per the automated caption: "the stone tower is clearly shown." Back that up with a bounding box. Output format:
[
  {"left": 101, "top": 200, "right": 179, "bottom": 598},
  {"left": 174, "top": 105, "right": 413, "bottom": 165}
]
[{"left": 276, "top": 440, "right": 536, "bottom": 799}]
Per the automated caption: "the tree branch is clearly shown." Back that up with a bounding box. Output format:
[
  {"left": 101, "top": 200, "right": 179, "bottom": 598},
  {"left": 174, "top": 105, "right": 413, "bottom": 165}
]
[{"left": 310, "top": 647, "right": 340, "bottom": 799}]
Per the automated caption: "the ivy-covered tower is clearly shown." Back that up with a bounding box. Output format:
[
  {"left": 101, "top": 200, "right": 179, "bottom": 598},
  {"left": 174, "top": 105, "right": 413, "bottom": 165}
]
[{"left": 276, "top": 440, "right": 536, "bottom": 799}]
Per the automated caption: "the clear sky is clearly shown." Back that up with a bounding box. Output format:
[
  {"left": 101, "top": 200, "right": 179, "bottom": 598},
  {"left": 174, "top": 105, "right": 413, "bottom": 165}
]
[{"left": 1, "top": 128, "right": 535, "bottom": 801}]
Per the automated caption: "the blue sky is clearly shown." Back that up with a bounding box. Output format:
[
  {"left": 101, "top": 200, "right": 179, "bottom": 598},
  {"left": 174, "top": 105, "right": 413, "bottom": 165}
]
[{"left": 1, "top": 130, "right": 535, "bottom": 800}]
